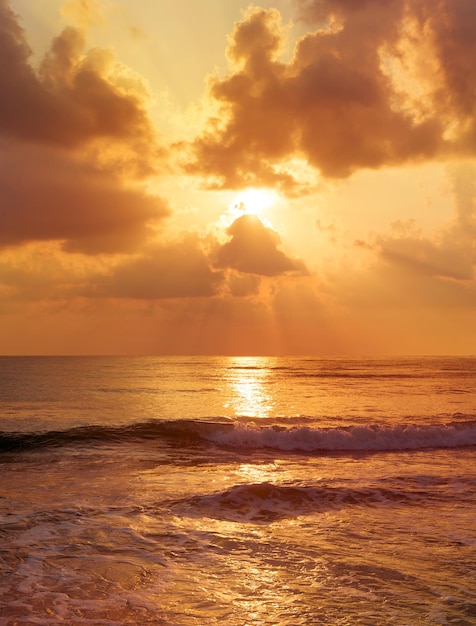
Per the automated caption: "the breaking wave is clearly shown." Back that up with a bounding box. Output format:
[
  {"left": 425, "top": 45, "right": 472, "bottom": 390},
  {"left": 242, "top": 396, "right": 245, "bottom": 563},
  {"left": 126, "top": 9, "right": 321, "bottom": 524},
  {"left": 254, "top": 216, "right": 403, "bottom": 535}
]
[
  {"left": 1, "top": 417, "right": 475, "bottom": 454},
  {"left": 207, "top": 420, "right": 476, "bottom": 452}
]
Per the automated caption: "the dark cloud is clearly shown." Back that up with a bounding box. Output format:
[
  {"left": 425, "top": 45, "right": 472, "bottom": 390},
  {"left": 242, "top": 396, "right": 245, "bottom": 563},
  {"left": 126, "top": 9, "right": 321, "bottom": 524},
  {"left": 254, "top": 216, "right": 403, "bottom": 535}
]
[
  {"left": 0, "top": 244, "right": 87, "bottom": 302},
  {"left": 0, "top": 142, "right": 169, "bottom": 254},
  {"left": 214, "top": 214, "right": 308, "bottom": 276},
  {"left": 0, "top": 2, "right": 156, "bottom": 159},
  {"left": 87, "top": 237, "right": 223, "bottom": 299},
  {"left": 0, "top": 0, "right": 166, "bottom": 253},
  {"left": 379, "top": 236, "right": 474, "bottom": 282},
  {"left": 187, "top": 1, "right": 476, "bottom": 190},
  {"left": 226, "top": 272, "right": 261, "bottom": 297},
  {"left": 417, "top": 0, "right": 476, "bottom": 119}
]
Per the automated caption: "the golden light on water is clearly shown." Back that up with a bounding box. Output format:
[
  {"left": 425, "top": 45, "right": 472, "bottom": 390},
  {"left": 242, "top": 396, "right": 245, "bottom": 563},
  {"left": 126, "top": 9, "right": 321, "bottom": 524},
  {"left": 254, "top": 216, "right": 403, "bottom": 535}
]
[
  {"left": 224, "top": 357, "right": 276, "bottom": 418},
  {"left": 237, "top": 463, "right": 280, "bottom": 483}
]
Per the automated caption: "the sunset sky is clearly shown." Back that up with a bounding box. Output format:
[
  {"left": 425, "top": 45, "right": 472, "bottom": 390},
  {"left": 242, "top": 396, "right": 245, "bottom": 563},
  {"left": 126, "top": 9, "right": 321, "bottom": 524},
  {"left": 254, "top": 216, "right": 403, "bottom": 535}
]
[{"left": 1, "top": 0, "right": 475, "bottom": 355}]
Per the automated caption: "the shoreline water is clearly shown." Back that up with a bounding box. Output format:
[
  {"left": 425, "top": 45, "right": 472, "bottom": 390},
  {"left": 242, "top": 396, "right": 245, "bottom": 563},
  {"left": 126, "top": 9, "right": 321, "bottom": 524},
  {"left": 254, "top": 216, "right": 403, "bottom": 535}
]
[{"left": 1, "top": 356, "right": 475, "bottom": 625}]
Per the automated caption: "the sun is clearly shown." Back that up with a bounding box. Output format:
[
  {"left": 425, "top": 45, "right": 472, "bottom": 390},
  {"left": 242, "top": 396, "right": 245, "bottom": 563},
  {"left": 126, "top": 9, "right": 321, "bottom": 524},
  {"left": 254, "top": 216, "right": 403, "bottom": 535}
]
[
  {"left": 228, "top": 188, "right": 278, "bottom": 218},
  {"left": 219, "top": 187, "right": 280, "bottom": 231}
]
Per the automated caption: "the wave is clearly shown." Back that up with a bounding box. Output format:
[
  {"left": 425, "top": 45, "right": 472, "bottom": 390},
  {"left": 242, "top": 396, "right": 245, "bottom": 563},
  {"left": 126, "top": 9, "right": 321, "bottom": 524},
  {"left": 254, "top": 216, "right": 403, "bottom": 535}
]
[
  {"left": 170, "top": 482, "right": 366, "bottom": 523},
  {"left": 1, "top": 418, "right": 475, "bottom": 454},
  {"left": 207, "top": 420, "right": 476, "bottom": 452},
  {"left": 169, "top": 477, "right": 470, "bottom": 523},
  {"left": 0, "top": 419, "right": 221, "bottom": 452}
]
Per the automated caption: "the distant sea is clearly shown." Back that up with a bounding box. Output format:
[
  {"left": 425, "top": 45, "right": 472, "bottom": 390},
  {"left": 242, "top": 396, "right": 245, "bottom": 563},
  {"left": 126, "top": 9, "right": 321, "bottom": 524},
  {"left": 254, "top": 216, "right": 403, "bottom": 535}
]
[{"left": 1, "top": 356, "right": 475, "bottom": 625}]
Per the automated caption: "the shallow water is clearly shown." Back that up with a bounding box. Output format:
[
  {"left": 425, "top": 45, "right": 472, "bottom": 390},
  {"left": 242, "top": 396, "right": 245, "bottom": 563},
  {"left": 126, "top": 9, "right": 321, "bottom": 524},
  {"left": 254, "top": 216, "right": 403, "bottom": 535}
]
[{"left": 1, "top": 356, "right": 475, "bottom": 625}]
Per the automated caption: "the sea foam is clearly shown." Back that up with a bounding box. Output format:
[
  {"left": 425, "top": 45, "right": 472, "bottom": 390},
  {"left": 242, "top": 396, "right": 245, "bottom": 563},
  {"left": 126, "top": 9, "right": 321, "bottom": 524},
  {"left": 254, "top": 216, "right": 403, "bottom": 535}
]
[{"left": 206, "top": 421, "right": 476, "bottom": 452}]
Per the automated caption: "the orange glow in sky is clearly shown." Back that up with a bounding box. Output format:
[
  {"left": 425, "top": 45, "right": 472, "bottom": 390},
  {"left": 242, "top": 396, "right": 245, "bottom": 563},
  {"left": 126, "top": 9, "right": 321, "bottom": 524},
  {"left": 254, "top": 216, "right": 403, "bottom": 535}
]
[{"left": 1, "top": 0, "right": 475, "bottom": 355}]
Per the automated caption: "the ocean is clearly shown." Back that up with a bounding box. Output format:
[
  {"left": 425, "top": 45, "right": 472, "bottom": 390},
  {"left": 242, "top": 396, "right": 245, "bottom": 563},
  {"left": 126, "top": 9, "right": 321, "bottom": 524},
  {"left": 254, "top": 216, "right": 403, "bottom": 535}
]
[{"left": 0, "top": 356, "right": 475, "bottom": 625}]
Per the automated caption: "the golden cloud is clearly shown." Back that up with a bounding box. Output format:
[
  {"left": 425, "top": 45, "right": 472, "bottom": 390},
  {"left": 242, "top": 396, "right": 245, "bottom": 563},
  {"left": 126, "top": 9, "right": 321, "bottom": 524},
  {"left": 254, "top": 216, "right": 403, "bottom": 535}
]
[
  {"left": 0, "top": 141, "right": 169, "bottom": 254},
  {"left": 0, "top": 0, "right": 166, "bottom": 253},
  {"left": 187, "top": 0, "right": 476, "bottom": 191},
  {"left": 214, "top": 214, "right": 308, "bottom": 276},
  {"left": 86, "top": 236, "right": 223, "bottom": 299}
]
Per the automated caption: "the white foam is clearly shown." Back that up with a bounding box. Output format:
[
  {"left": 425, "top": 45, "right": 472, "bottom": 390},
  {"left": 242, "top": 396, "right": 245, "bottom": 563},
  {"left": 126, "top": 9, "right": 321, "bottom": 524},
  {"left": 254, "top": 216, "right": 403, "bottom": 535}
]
[{"left": 207, "top": 421, "right": 476, "bottom": 452}]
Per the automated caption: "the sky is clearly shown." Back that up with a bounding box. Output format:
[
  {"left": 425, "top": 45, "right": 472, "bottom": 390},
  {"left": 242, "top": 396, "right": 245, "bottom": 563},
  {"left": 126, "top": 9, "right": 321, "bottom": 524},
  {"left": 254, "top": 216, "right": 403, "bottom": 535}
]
[{"left": 1, "top": 0, "right": 475, "bottom": 355}]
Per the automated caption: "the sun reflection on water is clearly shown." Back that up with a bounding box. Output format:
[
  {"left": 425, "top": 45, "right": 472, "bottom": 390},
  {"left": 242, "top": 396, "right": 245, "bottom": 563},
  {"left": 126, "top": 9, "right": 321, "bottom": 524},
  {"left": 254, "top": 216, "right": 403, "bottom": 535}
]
[
  {"left": 223, "top": 357, "right": 276, "bottom": 418},
  {"left": 236, "top": 463, "right": 282, "bottom": 489}
]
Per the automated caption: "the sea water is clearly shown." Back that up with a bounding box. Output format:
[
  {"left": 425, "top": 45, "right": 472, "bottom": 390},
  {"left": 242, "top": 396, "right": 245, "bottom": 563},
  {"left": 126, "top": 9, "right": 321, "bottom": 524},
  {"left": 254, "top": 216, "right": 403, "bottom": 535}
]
[{"left": 0, "top": 356, "right": 475, "bottom": 625}]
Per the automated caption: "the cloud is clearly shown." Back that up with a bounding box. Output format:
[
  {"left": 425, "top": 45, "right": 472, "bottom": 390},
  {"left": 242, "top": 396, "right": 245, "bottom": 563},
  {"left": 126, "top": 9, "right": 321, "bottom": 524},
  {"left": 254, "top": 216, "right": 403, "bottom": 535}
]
[
  {"left": 418, "top": 0, "right": 476, "bottom": 120},
  {"left": 87, "top": 236, "right": 223, "bottom": 299},
  {"left": 328, "top": 165, "right": 476, "bottom": 313},
  {"left": 0, "top": 242, "right": 90, "bottom": 303},
  {"left": 378, "top": 235, "right": 474, "bottom": 282},
  {"left": 0, "top": 2, "right": 156, "bottom": 159},
  {"left": 0, "top": 0, "right": 168, "bottom": 253},
  {"left": 375, "top": 163, "right": 476, "bottom": 283},
  {"left": 0, "top": 141, "right": 169, "bottom": 254},
  {"left": 0, "top": 236, "right": 221, "bottom": 303},
  {"left": 450, "top": 163, "right": 476, "bottom": 236},
  {"left": 214, "top": 214, "right": 308, "bottom": 276},
  {"left": 187, "top": 1, "right": 476, "bottom": 191},
  {"left": 226, "top": 272, "right": 262, "bottom": 297}
]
